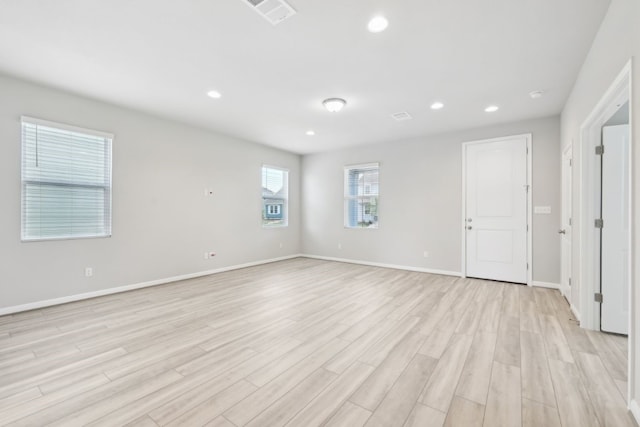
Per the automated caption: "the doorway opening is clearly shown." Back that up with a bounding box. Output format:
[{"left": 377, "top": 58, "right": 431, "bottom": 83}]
[{"left": 577, "top": 59, "right": 633, "bottom": 405}]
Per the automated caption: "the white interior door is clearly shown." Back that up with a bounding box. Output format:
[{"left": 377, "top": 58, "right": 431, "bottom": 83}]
[
  {"left": 600, "top": 124, "right": 630, "bottom": 334},
  {"left": 560, "top": 145, "right": 572, "bottom": 299},
  {"left": 465, "top": 136, "right": 528, "bottom": 284}
]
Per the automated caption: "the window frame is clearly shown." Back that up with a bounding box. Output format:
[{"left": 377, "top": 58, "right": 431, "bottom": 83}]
[
  {"left": 261, "top": 164, "right": 289, "bottom": 228},
  {"left": 344, "top": 162, "right": 379, "bottom": 229},
  {"left": 20, "top": 116, "right": 113, "bottom": 242}
]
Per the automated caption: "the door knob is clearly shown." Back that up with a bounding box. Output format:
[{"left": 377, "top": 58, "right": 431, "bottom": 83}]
[
  {"left": 467, "top": 218, "right": 472, "bottom": 222},
  {"left": 467, "top": 226, "right": 472, "bottom": 230},
  {"left": 558, "top": 229, "right": 566, "bottom": 234}
]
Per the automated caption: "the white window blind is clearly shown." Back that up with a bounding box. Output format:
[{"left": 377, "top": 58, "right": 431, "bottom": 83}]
[
  {"left": 21, "top": 117, "right": 113, "bottom": 241},
  {"left": 344, "top": 163, "right": 379, "bottom": 229},
  {"left": 261, "top": 165, "right": 288, "bottom": 227}
]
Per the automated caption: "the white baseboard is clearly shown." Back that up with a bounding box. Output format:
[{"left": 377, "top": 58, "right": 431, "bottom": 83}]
[
  {"left": 570, "top": 304, "right": 581, "bottom": 322},
  {"left": 0, "top": 254, "right": 303, "bottom": 316},
  {"left": 301, "top": 254, "right": 462, "bottom": 278},
  {"left": 532, "top": 281, "right": 560, "bottom": 290},
  {"left": 629, "top": 399, "right": 640, "bottom": 424}
]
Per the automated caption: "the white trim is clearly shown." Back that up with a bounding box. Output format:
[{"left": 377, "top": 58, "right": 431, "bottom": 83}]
[
  {"left": 21, "top": 115, "right": 114, "bottom": 139},
  {"left": 461, "top": 133, "right": 533, "bottom": 286},
  {"left": 0, "top": 254, "right": 302, "bottom": 316},
  {"left": 570, "top": 304, "right": 581, "bottom": 322},
  {"left": 302, "top": 254, "right": 462, "bottom": 278},
  {"left": 532, "top": 281, "right": 560, "bottom": 290},
  {"left": 630, "top": 399, "right": 640, "bottom": 424}
]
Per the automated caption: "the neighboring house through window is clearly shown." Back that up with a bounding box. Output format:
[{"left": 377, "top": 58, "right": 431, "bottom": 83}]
[
  {"left": 21, "top": 117, "right": 113, "bottom": 241},
  {"left": 344, "top": 163, "right": 379, "bottom": 228},
  {"left": 262, "top": 165, "right": 288, "bottom": 227}
]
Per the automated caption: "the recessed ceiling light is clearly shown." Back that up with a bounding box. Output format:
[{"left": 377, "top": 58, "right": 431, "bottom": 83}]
[
  {"left": 207, "top": 90, "right": 222, "bottom": 99},
  {"left": 367, "top": 16, "right": 388, "bottom": 33},
  {"left": 430, "top": 102, "right": 444, "bottom": 110},
  {"left": 322, "top": 98, "right": 347, "bottom": 113},
  {"left": 485, "top": 105, "right": 499, "bottom": 113},
  {"left": 306, "top": 130, "right": 315, "bottom": 136},
  {"left": 529, "top": 90, "right": 544, "bottom": 99}
]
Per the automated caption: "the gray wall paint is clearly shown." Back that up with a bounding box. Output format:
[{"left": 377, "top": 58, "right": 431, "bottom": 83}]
[
  {"left": 0, "top": 74, "right": 301, "bottom": 309},
  {"left": 302, "top": 116, "right": 561, "bottom": 283},
  {"left": 560, "top": 0, "right": 639, "bottom": 409}
]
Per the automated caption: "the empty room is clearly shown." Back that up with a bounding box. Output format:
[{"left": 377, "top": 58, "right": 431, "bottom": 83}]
[{"left": 0, "top": 0, "right": 638, "bottom": 426}]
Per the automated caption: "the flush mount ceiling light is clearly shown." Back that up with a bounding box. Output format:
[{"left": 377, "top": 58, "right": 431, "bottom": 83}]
[
  {"left": 430, "top": 102, "right": 444, "bottom": 110},
  {"left": 306, "top": 130, "right": 315, "bottom": 136},
  {"left": 529, "top": 90, "right": 544, "bottom": 99},
  {"left": 368, "top": 16, "right": 388, "bottom": 33},
  {"left": 484, "top": 105, "right": 499, "bottom": 113},
  {"left": 207, "top": 90, "right": 222, "bottom": 99},
  {"left": 322, "top": 98, "right": 347, "bottom": 113}
]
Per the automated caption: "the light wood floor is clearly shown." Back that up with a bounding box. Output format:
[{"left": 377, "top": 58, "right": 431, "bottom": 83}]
[{"left": 0, "top": 258, "right": 635, "bottom": 427}]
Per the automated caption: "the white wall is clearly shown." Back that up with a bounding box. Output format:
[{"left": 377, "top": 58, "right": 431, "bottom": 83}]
[
  {"left": 0, "top": 74, "right": 301, "bottom": 312},
  {"left": 302, "top": 116, "right": 561, "bottom": 283},
  {"left": 560, "top": 0, "right": 639, "bottom": 414}
]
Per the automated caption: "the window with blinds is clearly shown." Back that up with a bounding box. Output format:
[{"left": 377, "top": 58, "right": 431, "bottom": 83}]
[
  {"left": 344, "top": 163, "right": 379, "bottom": 229},
  {"left": 262, "top": 165, "right": 288, "bottom": 227},
  {"left": 21, "top": 117, "right": 113, "bottom": 241}
]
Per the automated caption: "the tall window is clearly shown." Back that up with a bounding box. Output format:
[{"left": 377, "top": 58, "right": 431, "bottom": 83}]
[
  {"left": 344, "top": 163, "right": 379, "bottom": 228},
  {"left": 21, "top": 117, "right": 113, "bottom": 241},
  {"left": 262, "top": 165, "right": 288, "bottom": 227}
]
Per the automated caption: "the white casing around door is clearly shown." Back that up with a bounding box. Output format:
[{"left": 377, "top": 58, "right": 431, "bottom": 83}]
[
  {"left": 465, "top": 136, "right": 528, "bottom": 284},
  {"left": 600, "top": 124, "right": 630, "bottom": 334},
  {"left": 560, "top": 145, "right": 572, "bottom": 299}
]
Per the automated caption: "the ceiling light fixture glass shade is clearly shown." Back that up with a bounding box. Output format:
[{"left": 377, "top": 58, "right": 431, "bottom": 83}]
[
  {"left": 207, "top": 90, "right": 222, "bottom": 99},
  {"left": 323, "top": 98, "right": 347, "bottom": 112},
  {"left": 430, "top": 102, "right": 444, "bottom": 110},
  {"left": 484, "top": 105, "right": 499, "bottom": 112},
  {"left": 368, "top": 16, "right": 389, "bottom": 33}
]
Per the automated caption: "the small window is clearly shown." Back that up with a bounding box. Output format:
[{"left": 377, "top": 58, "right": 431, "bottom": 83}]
[
  {"left": 21, "top": 117, "right": 113, "bottom": 241},
  {"left": 262, "top": 165, "right": 288, "bottom": 227},
  {"left": 344, "top": 163, "right": 379, "bottom": 229}
]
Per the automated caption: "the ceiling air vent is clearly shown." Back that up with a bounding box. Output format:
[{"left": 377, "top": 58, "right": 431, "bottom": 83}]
[
  {"left": 243, "top": 0, "right": 297, "bottom": 26},
  {"left": 391, "top": 112, "right": 413, "bottom": 121}
]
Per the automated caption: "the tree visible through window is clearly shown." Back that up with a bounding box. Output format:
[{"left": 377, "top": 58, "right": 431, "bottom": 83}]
[
  {"left": 21, "top": 117, "right": 113, "bottom": 241},
  {"left": 262, "top": 165, "right": 288, "bottom": 227},
  {"left": 344, "top": 163, "right": 379, "bottom": 228}
]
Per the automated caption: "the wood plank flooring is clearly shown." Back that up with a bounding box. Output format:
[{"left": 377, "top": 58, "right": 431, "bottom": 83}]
[{"left": 0, "top": 258, "right": 635, "bottom": 426}]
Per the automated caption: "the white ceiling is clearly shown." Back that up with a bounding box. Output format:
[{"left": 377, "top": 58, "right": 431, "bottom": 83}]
[{"left": 0, "top": 0, "right": 610, "bottom": 154}]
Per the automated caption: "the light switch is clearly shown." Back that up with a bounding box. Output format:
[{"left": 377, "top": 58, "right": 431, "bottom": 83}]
[{"left": 534, "top": 206, "right": 551, "bottom": 214}]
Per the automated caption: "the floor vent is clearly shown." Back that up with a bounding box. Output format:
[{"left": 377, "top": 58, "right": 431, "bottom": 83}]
[
  {"left": 391, "top": 112, "right": 413, "bottom": 121},
  {"left": 242, "top": 0, "right": 297, "bottom": 26}
]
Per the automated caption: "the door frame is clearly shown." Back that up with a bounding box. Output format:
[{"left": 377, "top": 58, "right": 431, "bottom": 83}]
[
  {"left": 461, "top": 133, "right": 533, "bottom": 286},
  {"left": 577, "top": 59, "right": 633, "bottom": 406},
  {"left": 560, "top": 143, "right": 573, "bottom": 300},
  {"left": 578, "top": 60, "right": 632, "bottom": 331}
]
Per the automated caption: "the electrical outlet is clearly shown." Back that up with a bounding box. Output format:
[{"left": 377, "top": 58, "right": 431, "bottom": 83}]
[
  {"left": 423, "top": 251, "right": 429, "bottom": 258},
  {"left": 204, "top": 252, "right": 209, "bottom": 259},
  {"left": 208, "top": 252, "right": 216, "bottom": 258},
  {"left": 338, "top": 243, "right": 342, "bottom": 250},
  {"left": 85, "top": 267, "right": 93, "bottom": 277},
  {"left": 279, "top": 242, "right": 283, "bottom": 249}
]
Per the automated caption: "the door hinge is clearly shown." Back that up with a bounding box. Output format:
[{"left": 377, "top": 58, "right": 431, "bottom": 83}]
[
  {"left": 595, "top": 218, "right": 604, "bottom": 229},
  {"left": 569, "top": 277, "right": 572, "bottom": 286},
  {"left": 594, "top": 292, "right": 603, "bottom": 303},
  {"left": 569, "top": 217, "right": 572, "bottom": 226},
  {"left": 595, "top": 145, "right": 604, "bottom": 155},
  {"left": 569, "top": 159, "right": 573, "bottom": 167},
  {"left": 527, "top": 263, "right": 529, "bottom": 270}
]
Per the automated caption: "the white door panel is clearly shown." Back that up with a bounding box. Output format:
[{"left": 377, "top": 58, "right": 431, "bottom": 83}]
[
  {"left": 601, "top": 124, "right": 629, "bottom": 334},
  {"left": 465, "top": 137, "right": 528, "bottom": 284}
]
